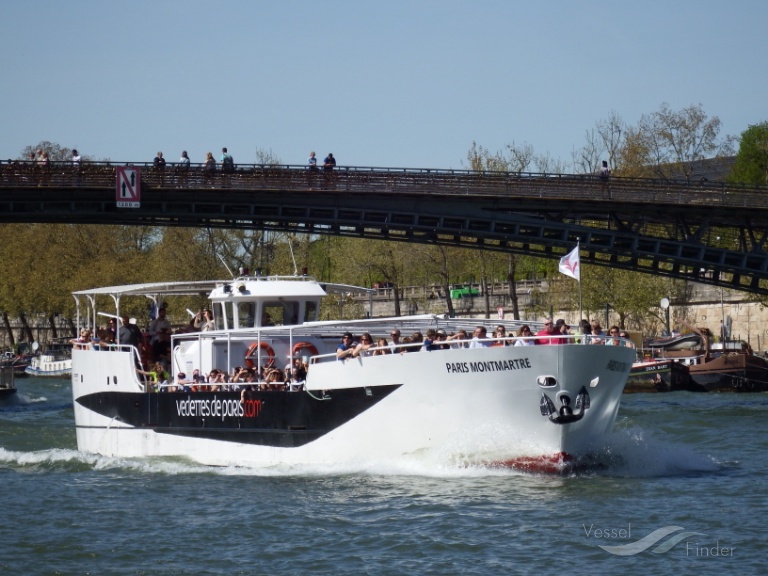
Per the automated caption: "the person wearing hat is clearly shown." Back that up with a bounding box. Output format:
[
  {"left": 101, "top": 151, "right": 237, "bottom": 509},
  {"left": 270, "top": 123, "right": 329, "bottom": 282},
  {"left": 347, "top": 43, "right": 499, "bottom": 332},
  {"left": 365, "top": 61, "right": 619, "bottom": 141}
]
[{"left": 336, "top": 332, "right": 356, "bottom": 360}]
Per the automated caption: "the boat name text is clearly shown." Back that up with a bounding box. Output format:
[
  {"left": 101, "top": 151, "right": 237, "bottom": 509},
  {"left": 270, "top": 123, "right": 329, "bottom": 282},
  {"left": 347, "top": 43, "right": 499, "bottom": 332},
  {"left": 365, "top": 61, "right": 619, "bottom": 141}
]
[
  {"left": 445, "top": 357, "right": 531, "bottom": 374},
  {"left": 175, "top": 396, "right": 264, "bottom": 420},
  {"left": 606, "top": 360, "right": 630, "bottom": 372}
]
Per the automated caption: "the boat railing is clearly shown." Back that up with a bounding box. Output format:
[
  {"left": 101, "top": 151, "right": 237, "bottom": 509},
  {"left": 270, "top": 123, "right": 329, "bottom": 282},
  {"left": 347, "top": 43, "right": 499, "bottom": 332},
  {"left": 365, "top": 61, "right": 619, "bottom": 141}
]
[{"left": 310, "top": 333, "right": 636, "bottom": 365}]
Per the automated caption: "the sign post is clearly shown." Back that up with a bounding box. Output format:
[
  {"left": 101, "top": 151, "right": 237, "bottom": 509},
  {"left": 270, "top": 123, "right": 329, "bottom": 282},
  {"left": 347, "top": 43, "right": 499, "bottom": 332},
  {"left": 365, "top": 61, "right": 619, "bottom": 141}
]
[{"left": 116, "top": 167, "right": 141, "bottom": 208}]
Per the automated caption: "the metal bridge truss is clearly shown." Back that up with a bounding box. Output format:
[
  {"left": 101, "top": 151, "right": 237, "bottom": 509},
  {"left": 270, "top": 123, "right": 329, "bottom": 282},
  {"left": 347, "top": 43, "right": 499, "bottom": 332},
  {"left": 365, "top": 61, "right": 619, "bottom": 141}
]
[{"left": 1, "top": 162, "right": 767, "bottom": 294}]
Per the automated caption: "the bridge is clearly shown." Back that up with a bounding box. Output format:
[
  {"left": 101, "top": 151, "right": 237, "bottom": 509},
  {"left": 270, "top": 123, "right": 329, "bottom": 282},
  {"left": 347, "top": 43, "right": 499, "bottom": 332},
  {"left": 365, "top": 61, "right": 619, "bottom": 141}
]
[{"left": 2, "top": 161, "right": 767, "bottom": 294}]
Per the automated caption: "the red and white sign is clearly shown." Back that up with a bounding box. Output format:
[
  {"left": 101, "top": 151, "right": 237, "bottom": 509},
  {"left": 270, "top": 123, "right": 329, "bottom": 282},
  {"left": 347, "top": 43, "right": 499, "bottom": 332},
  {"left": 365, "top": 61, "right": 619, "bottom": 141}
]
[
  {"left": 116, "top": 167, "right": 141, "bottom": 208},
  {"left": 497, "top": 306, "right": 504, "bottom": 320}
]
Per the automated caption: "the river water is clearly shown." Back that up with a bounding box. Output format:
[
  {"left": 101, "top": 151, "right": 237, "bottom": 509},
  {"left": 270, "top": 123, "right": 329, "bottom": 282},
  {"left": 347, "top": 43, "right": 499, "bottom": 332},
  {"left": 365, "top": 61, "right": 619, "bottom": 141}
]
[{"left": 1, "top": 378, "right": 765, "bottom": 575}]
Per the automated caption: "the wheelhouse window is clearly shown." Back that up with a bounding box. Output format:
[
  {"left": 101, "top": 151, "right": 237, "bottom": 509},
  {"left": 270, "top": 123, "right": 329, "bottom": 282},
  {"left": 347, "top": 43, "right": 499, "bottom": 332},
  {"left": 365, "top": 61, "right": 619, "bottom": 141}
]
[{"left": 237, "top": 302, "right": 256, "bottom": 329}]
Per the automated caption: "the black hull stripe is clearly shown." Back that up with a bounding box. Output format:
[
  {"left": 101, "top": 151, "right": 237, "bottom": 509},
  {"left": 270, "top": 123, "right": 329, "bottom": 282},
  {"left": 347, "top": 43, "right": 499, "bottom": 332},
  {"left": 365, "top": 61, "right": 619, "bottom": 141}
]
[{"left": 76, "top": 385, "right": 401, "bottom": 448}]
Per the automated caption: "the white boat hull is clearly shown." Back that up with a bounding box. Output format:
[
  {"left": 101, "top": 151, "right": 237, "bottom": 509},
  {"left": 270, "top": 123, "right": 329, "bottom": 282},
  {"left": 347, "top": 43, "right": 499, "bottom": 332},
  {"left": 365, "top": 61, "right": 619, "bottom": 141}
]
[{"left": 72, "top": 343, "right": 634, "bottom": 471}]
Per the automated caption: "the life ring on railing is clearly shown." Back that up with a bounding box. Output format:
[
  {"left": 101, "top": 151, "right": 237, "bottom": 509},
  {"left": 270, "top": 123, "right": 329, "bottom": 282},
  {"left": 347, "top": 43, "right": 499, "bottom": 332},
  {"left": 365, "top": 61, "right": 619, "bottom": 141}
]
[
  {"left": 292, "top": 341, "right": 319, "bottom": 358},
  {"left": 245, "top": 342, "right": 275, "bottom": 369}
]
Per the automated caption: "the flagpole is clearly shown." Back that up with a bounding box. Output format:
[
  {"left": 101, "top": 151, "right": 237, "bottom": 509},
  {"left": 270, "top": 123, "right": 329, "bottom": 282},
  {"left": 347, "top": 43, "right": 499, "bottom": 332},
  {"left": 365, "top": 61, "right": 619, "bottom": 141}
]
[{"left": 577, "top": 240, "right": 583, "bottom": 331}]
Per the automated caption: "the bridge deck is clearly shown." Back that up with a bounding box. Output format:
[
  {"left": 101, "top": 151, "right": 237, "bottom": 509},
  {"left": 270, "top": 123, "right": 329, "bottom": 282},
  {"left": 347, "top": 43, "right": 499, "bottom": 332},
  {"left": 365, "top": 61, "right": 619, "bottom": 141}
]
[{"left": 1, "top": 161, "right": 767, "bottom": 294}]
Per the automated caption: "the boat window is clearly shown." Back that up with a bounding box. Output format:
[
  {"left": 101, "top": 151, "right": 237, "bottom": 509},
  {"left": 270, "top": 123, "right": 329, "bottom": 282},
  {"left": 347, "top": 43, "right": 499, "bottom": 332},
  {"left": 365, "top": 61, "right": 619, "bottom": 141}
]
[
  {"left": 212, "top": 302, "right": 226, "bottom": 330},
  {"left": 304, "top": 301, "right": 318, "bottom": 323},
  {"left": 262, "top": 303, "right": 283, "bottom": 327},
  {"left": 221, "top": 301, "right": 234, "bottom": 330},
  {"left": 237, "top": 302, "right": 256, "bottom": 329}
]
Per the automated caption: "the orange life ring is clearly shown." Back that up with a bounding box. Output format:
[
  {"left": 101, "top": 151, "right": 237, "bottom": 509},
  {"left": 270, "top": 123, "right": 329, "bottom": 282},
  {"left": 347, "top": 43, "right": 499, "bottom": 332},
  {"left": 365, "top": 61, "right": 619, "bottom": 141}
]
[
  {"left": 245, "top": 341, "right": 275, "bottom": 369},
  {"left": 292, "top": 341, "right": 319, "bottom": 358}
]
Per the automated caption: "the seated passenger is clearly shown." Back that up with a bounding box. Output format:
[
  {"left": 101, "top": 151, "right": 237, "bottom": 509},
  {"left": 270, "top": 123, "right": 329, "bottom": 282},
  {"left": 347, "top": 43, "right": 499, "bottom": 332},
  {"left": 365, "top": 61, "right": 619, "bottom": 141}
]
[
  {"left": 422, "top": 329, "right": 439, "bottom": 351},
  {"left": 554, "top": 319, "right": 571, "bottom": 344},
  {"left": 605, "top": 326, "right": 621, "bottom": 346},
  {"left": 336, "top": 332, "right": 356, "bottom": 360},
  {"left": 469, "top": 326, "right": 490, "bottom": 348},
  {"left": 389, "top": 330, "right": 403, "bottom": 353},
  {"left": 446, "top": 329, "right": 469, "bottom": 349},
  {"left": 434, "top": 329, "right": 450, "bottom": 350},
  {"left": 404, "top": 331, "right": 423, "bottom": 352},
  {"left": 262, "top": 367, "right": 286, "bottom": 391},
  {"left": 514, "top": 325, "right": 535, "bottom": 346},
  {"left": 353, "top": 332, "right": 375, "bottom": 357},
  {"left": 372, "top": 338, "right": 392, "bottom": 355},
  {"left": 535, "top": 319, "right": 559, "bottom": 345},
  {"left": 493, "top": 325, "right": 512, "bottom": 346}
]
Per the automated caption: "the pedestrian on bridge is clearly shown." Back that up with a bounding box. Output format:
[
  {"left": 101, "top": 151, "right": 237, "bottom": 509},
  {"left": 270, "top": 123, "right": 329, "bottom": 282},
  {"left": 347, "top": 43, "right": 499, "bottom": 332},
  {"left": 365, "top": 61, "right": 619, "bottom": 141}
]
[
  {"left": 599, "top": 160, "right": 611, "bottom": 197},
  {"left": 323, "top": 153, "right": 336, "bottom": 189}
]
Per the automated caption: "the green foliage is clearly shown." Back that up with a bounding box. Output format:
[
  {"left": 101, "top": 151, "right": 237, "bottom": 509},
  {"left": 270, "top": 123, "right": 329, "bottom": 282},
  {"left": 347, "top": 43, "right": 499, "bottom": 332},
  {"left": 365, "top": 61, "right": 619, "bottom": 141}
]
[{"left": 729, "top": 121, "right": 768, "bottom": 185}]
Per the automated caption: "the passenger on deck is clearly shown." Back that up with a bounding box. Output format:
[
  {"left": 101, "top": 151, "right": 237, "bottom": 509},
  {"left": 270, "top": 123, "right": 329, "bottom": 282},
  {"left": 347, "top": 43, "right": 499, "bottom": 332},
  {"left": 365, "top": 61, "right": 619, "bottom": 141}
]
[
  {"left": 71, "top": 329, "right": 92, "bottom": 349},
  {"left": 469, "top": 326, "right": 490, "bottom": 348},
  {"left": 434, "top": 329, "right": 450, "bottom": 350},
  {"left": 118, "top": 316, "right": 141, "bottom": 348},
  {"left": 372, "top": 338, "right": 392, "bottom": 355},
  {"left": 493, "top": 325, "right": 512, "bottom": 346},
  {"left": 336, "top": 332, "right": 356, "bottom": 360},
  {"left": 262, "top": 367, "right": 287, "bottom": 391},
  {"left": 514, "top": 325, "right": 535, "bottom": 346},
  {"left": 554, "top": 319, "right": 571, "bottom": 344},
  {"left": 137, "top": 362, "right": 169, "bottom": 392},
  {"left": 193, "top": 309, "right": 215, "bottom": 331},
  {"left": 447, "top": 329, "right": 469, "bottom": 348},
  {"left": 605, "top": 326, "right": 621, "bottom": 346},
  {"left": 149, "top": 306, "right": 171, "bottom": 345},
  {"left": 422, "top": 329, "right": 439, "bottom": 351},
  {"left": 353, "top": 332, "right": 375, "bottom": 357},
  {"left": 535, "top": 320, "right": 559, "bottom": 345},
  {"left": 389, "top": 329, "right": 402, "bottom": 353},
  {"left": 405, "top": 331, "right": 423, "bottom": 352},
  {"left": 152, "top": 328, "right": 172, "bottom": 365},
  {"left": 590, "top": 321, "right": 605, "bottom": 344},
  {"left": 208, "top": 369, "right": 226, "bottom": 392}
]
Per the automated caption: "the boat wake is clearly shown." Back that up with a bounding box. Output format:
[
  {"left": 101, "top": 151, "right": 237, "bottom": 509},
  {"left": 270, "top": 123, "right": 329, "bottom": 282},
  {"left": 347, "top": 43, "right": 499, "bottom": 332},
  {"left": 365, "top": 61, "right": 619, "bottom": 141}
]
[{"left": 0, "top": 421, "right": 724, "bottom": 479}]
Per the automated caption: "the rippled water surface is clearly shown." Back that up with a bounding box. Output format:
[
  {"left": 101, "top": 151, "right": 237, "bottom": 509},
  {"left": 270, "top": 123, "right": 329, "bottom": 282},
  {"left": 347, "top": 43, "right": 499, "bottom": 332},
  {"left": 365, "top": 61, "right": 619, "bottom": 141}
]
[{"left": 1, "top": 378, "right": 765, "bottom": 575}]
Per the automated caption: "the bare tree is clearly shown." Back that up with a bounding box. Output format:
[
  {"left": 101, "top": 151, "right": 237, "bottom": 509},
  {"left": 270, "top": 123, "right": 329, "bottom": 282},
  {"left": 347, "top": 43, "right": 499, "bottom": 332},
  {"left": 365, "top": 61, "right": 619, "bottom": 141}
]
[{"left": 637, "top": 102, "right": 735, "bottom": 181}]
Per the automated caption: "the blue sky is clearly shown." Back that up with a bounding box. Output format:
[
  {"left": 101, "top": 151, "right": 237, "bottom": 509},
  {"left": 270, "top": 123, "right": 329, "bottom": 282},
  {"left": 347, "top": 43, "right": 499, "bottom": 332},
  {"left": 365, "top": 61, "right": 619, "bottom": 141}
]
[{"left": 3, "top": 1, "right": 766, "bottom": 170}]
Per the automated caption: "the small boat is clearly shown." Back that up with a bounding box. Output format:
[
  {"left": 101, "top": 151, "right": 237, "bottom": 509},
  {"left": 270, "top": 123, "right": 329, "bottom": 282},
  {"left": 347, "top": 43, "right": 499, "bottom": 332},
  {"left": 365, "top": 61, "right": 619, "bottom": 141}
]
[
  {"left": 655, "top": 328, "right": 768, "bottom": 392},
  {"left": 0, "top": 365, "right": 16, "bottom": 400},
  {"left": 0, "top": 350, "right": 32, "bottom": 378},
  {"left": 625, "top": 358, "right": 699, "bottom": 393},
  {"left": 70, "top": 274, "right": 636, "bottom": 473},
  {"left": 645, "top": 332, "right": 703, "bottom": 351},
  {"left": 25, "top": 341, "right": 72, "bottom": 377}
]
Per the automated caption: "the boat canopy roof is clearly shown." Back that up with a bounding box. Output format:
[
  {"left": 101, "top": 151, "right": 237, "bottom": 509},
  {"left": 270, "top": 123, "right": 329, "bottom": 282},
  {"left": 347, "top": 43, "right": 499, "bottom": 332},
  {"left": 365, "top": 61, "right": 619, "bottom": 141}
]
[{"left": 72, "top": 276, "right": 376, "bottom": 301}]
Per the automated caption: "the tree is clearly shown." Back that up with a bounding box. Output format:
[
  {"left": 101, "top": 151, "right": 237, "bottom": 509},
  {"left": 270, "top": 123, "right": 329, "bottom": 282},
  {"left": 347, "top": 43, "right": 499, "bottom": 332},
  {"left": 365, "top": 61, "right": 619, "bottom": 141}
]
[
  {"left": 636, "top": 102, "right": 735, "bottom": 180},
  {"left": 572, "top": 111, "right": 625, "bottom": 175},
  {"left": 729, "top": 121, "right": 768, "bottom": 185},
  {"left": 20, "top": 140, "right": 95, "bottom": 162}
]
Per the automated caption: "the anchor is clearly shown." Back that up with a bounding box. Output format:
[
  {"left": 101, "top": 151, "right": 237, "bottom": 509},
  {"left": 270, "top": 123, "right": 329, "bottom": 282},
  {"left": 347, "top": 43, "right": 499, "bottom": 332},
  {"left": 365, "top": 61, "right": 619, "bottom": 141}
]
[{"left": 539, "top": 386, "right": 590, "bottom": 424}]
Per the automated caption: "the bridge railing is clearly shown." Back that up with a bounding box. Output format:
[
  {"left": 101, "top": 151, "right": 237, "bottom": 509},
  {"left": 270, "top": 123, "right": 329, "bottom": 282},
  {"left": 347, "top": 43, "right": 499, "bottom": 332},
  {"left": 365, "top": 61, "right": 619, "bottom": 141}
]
[{"left": 1, "top": 160, "right": 765, "bottom": 209}]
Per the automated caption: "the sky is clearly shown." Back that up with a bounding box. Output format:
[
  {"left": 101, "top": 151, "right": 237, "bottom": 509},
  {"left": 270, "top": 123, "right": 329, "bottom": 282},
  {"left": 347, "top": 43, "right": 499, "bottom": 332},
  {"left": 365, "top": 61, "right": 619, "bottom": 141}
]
[{"left": 2, "top": 0, "right": 766, "bottom": 170}]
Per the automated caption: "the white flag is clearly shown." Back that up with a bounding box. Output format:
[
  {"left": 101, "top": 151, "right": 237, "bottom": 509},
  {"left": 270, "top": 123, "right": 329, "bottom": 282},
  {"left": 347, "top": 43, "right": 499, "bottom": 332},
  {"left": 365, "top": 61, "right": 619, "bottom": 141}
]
[{"left": 559, "top": 246, "right": 580, "bottom": 281}]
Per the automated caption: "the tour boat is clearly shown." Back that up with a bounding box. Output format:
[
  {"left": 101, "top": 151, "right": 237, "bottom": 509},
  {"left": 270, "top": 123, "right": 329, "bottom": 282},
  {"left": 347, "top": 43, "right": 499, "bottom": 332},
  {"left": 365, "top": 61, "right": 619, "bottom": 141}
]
[
  {"left": 25, "top": 342, "right": 72, "bottom": 377},
  {"left": 70, "top": 274, "right": 636, "bottom": 473}
]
